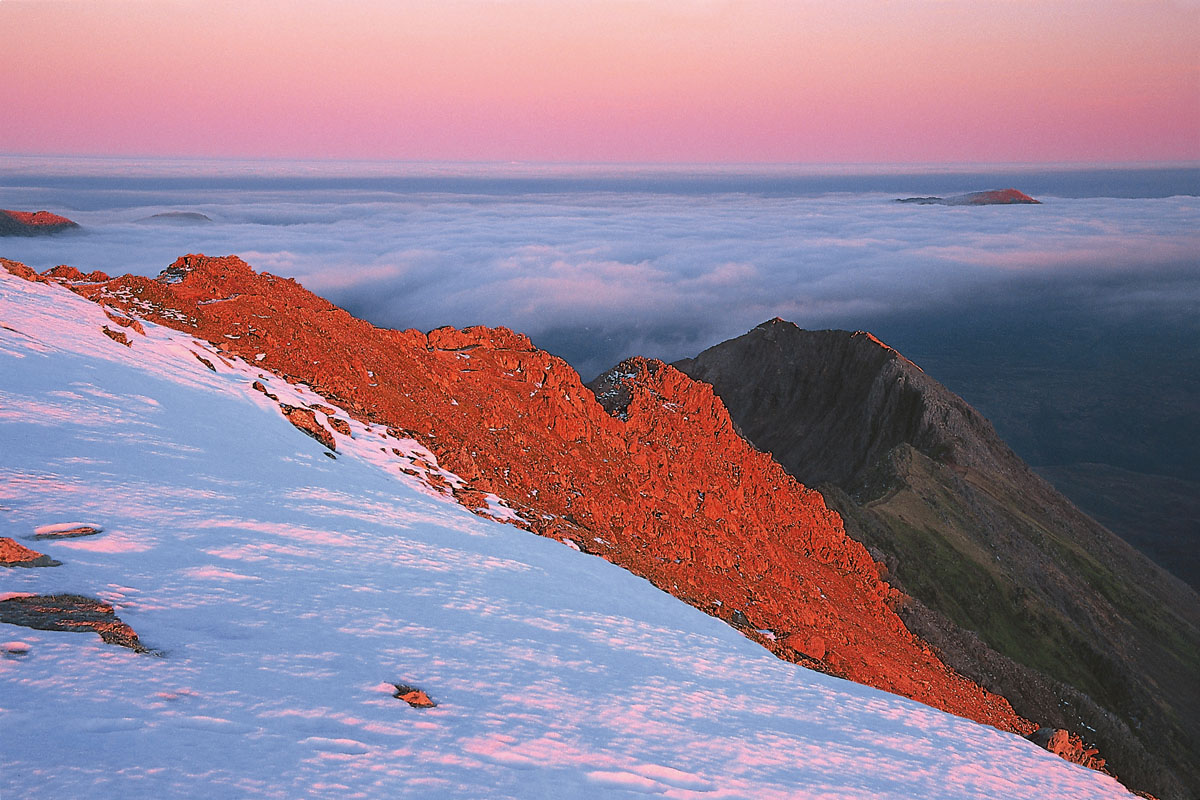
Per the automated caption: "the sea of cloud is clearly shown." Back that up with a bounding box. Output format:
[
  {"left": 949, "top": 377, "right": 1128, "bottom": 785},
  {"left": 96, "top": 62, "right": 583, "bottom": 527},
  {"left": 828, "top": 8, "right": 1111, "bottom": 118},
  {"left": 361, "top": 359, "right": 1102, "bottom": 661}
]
[{"left": 3, "top": 167, "right": 1196, "bottom": 381}]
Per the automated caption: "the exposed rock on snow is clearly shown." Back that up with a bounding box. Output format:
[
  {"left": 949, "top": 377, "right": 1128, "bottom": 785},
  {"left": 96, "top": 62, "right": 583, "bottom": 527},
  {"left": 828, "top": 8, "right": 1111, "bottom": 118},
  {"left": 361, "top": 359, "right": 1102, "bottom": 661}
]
[
  {"left": 192, "top": 352, "right": 217, "bottom": 371},
  {"left": 104, "top": 309, "right": 146, "bottom": 336},
  {"left": 251, "top": 380, "right": 278, "bottom": 401},
  {"left": 32, "top": 523, "right": 102, "bottom": 540},
  {"left": 392, "top": 683, "right": 437, "bottom": 708},
  {"left": 0, "top": 538, "right": 61, "bottom": 568},
  {"left": 326, "top": 416, "right": 353, "bottom": 437},
  {"left": 0, "top": 594, "right": 148, "bottom": 652},
  {"left": 279, "top": 403, "right": 337, "bottom": 451},
  {"left": 101, "top": 326, "right": 132, "bottom": 346}
]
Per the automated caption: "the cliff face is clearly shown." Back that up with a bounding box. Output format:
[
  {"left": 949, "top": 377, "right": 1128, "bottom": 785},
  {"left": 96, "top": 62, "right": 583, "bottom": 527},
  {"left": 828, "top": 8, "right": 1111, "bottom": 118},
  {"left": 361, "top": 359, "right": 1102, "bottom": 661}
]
[
  {"left": 6, "top": 254, "right": 1030, "bottom": 735},
  {"left": 675, "top": 319, "right": 1200, "bottom": 800}
]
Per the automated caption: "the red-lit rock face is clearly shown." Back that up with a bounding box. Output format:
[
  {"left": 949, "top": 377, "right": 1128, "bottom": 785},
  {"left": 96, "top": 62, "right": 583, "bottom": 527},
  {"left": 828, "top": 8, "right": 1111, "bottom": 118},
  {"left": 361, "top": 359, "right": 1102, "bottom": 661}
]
[
  {"left": 896, "top": 188, "right": 1041, "bottom": 206},
  {"left": 0, "top": 538, "right": 60, "bottom": 568},
  {"left": 959, "top": 188, "right": 1040, "bottom": 204},
  {"left": 16, "top": 254, "right": 1031, "bottom": 734}
]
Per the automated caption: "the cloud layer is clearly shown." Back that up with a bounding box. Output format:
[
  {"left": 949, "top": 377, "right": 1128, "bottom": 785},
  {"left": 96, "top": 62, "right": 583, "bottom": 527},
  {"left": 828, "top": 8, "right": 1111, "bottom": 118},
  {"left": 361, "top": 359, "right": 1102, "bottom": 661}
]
[{"left": 3, "top": 166, "right": 1197, "bottom": 381}]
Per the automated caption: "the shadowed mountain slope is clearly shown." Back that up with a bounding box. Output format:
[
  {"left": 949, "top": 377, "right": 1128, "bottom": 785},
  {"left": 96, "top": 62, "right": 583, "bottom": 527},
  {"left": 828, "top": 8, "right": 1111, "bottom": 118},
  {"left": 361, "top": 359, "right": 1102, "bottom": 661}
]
[{"left": 674, "top": 319, "right": 1200, "bottom": 800}]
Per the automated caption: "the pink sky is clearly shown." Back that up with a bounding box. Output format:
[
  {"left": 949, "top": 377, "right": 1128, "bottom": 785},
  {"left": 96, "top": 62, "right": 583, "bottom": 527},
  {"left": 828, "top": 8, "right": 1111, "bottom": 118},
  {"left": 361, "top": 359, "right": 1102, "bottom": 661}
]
[{"left": 1, "top": 0, "right": 1197, "bottom": 163}]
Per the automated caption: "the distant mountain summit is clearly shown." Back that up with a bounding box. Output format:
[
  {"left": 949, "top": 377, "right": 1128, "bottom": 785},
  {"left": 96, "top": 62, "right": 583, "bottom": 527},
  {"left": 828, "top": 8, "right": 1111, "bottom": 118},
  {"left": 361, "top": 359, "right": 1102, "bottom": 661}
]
[
  {"left": 675, "top": 319, "right": 1200, "bottom": 800},
  {"left": 137, "top": 211, "right": 213, "bottom": 224},
  {"left": 0, "top": 209, "right": 79, "bottom": 235},
  {"left": 897, "top": 188, "right": 1041, "bottom": 205}
]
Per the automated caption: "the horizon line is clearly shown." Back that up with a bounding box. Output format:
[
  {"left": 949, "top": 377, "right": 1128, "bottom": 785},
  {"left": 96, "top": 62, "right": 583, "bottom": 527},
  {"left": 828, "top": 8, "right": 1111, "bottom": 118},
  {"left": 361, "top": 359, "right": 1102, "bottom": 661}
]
[{"left": 4, "top": 153, "right": 1199, "bottom": 175}]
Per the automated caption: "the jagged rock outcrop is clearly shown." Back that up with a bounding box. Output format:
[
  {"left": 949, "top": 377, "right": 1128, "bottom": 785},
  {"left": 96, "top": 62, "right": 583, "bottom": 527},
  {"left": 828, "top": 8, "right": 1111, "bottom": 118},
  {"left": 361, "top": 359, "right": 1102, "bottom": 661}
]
[
  {"left": 102, "top": 326, "right": 132, "bottom": 346},
  {"left": 104, "top": 309, "right": 146, "bottom": 336},
  {"left": 0, "top": 538, "right": 61, "bottom": 568},
  {"left": 896, "top": 188, "right": 1040, "bottom": 205},
  {"left": 5, "top": 254, "right": 1034, "bottom": 736},
  {"left": 0, "top": 594, "right": 148, "bottom": 652},
  {"left": 674, "top": 319, "right": 1200, "bottom": 800},
  {"left": 1028, "top": 727, "right": 1108, "bottom": 773},
  {"left": 392, "top": 684, "right": 436, "bottom": 708},
  {"left": 0, "top": 209, "right": 80, "bottom": 235},
  {"left": 279, "top": 404, "right": 338, "bottom": 451}
]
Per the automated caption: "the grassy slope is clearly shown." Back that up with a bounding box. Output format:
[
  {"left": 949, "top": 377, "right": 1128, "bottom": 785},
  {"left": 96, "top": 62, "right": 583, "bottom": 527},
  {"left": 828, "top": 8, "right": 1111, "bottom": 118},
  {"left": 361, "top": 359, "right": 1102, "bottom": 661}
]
[{"left": 830, "top": 444, "right": 1200, "bottom": 797}]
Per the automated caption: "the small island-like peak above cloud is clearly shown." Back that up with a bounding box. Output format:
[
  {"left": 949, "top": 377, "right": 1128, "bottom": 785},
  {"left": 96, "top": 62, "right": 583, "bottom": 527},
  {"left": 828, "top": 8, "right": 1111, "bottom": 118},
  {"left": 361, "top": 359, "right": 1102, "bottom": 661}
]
[
  {"left": 896, "top": 188, "right": 1041, "bottom": 205},
  {"left": 0, "top": 209, "right": 80, "bottom": 236}
]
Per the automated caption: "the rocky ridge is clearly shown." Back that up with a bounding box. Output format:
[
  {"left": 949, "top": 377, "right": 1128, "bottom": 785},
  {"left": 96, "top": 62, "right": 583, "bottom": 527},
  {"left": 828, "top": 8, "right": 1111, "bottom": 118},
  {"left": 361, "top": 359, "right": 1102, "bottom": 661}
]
[{"left": 3, "top": 253, "right": 1032, "bottom": 737}]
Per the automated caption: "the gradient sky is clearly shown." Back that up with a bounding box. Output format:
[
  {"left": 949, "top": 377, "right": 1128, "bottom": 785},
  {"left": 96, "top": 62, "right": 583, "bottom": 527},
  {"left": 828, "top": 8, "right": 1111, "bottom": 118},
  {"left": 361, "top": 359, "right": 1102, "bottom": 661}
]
[{"left": 1, "top": 0, "right": 1197, "bottom": 163}]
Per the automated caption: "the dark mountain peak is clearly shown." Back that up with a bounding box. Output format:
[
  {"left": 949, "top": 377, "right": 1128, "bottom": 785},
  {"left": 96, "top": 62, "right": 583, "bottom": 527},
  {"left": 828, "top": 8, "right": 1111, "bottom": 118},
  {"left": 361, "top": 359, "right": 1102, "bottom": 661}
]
[
  {"left": 741, "top": 321, "right": 911, "bottom": 367},
  {"left": 757, "top": 316, "right": 798, "bottom": 330},
  {"left": 676, "top": 322, "right": 1200, "bottom": 800},
  {"left": 676, "top": 322, "right": 985, "bottom": 486}
]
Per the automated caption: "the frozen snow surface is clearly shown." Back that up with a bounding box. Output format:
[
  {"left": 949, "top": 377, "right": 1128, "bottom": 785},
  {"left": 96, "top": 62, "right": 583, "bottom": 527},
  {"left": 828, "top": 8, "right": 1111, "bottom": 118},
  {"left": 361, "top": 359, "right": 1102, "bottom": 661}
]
[{"left": 0, "top": 269, "right": 1132, "bottom": 799}]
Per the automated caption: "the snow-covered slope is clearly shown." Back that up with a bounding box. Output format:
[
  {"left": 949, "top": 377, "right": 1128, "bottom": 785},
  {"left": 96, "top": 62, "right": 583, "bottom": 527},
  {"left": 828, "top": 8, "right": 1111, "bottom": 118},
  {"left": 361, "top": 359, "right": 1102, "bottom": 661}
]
[{"left": 0, "top": 269, "right": 1132, "bottom": 799}]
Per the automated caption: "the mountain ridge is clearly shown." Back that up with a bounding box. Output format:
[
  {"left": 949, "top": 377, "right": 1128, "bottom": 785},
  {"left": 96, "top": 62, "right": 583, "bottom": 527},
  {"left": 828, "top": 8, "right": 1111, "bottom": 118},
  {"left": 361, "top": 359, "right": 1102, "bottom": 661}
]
[
  {"left": 5, "top": 254, "right": 1030, "bottom": 733},
  {"left": 9, "top": 253, "right": 1187, "bottom": 795},
  {"left": 674, "top": 319, "right": 1200, "bottom": 800},
  {"left": 0, "top": 263, "right": 1138, "bottom": 799}
]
